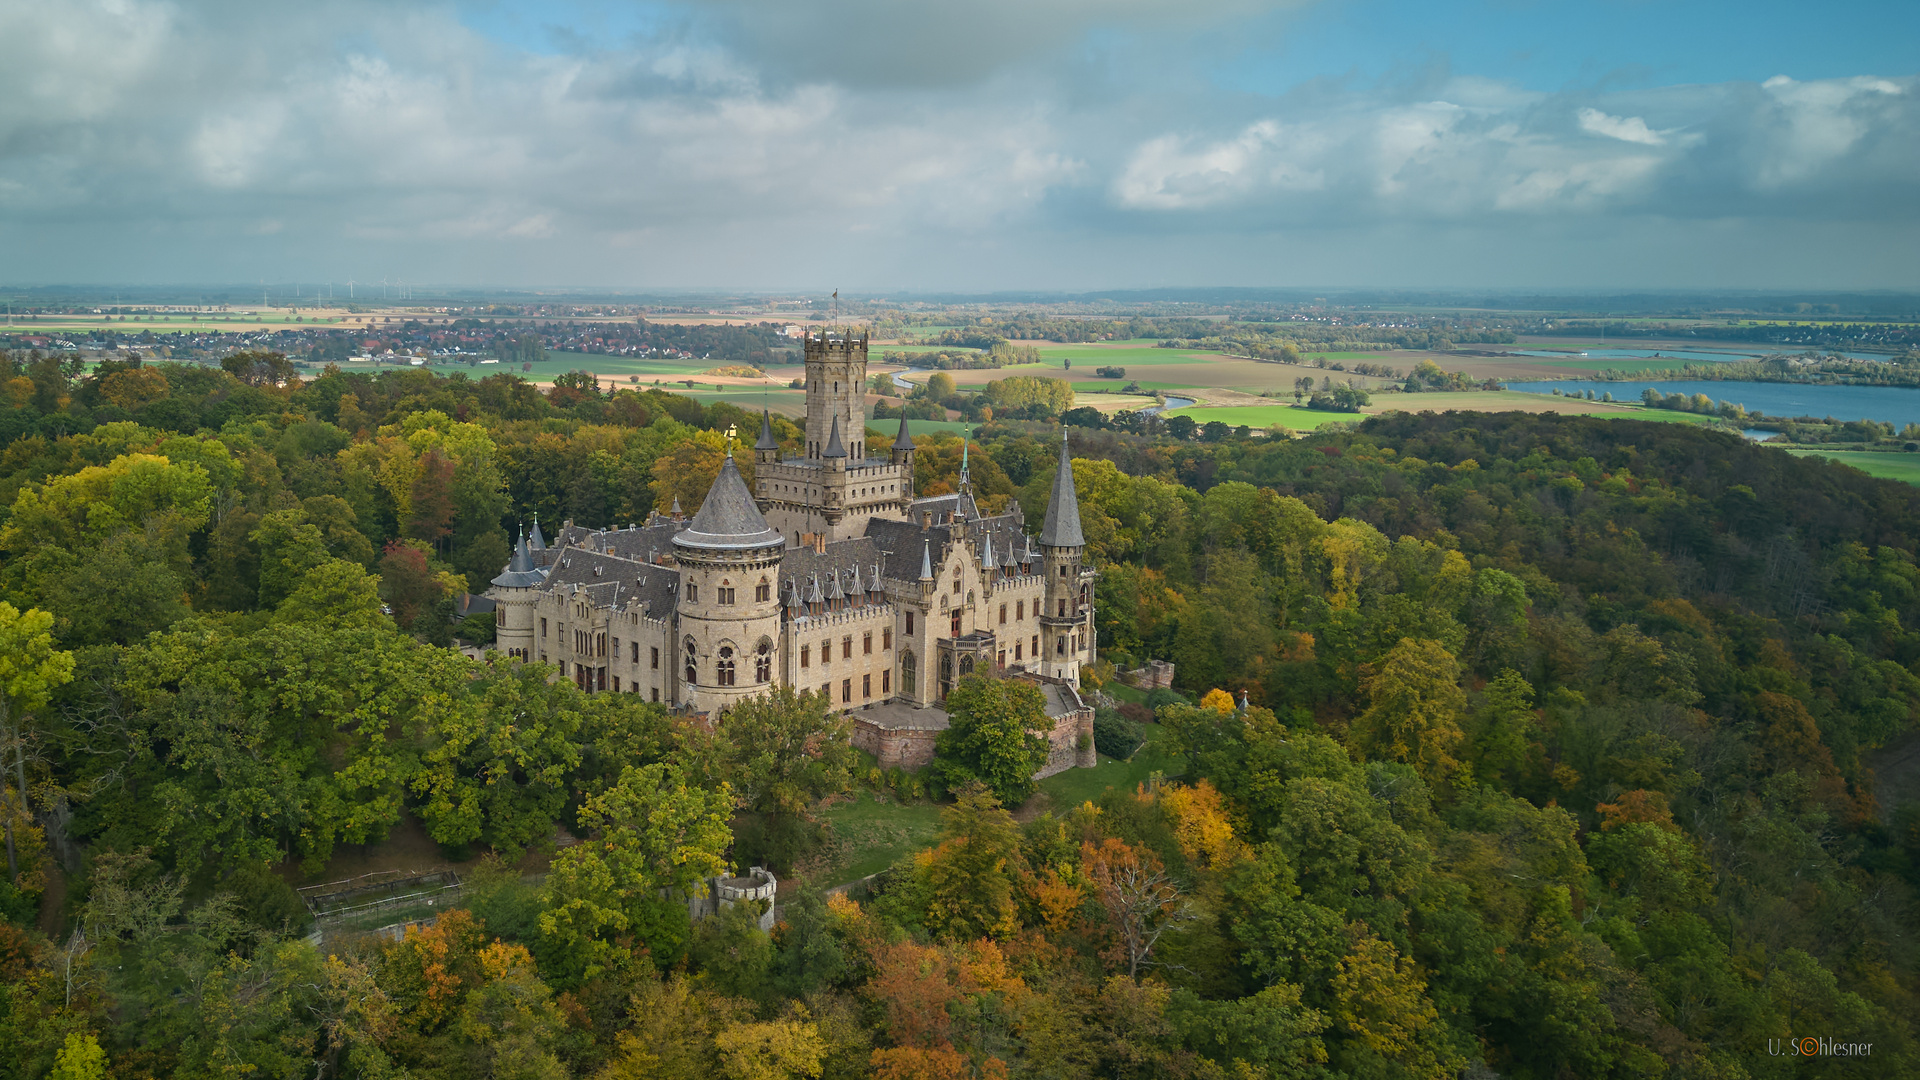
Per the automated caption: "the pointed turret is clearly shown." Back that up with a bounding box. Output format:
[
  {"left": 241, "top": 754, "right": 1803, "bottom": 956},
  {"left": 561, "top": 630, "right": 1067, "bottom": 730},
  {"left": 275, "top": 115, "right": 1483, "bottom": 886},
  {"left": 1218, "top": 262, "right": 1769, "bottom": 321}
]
[
  {"left": 920, "top": 539, "right": 934, "bottom": 581},
  {"left": 671, "top": 454, "right": 784, "bottom": 552},
  {"left": 822, "top": 414, "right": 848, "bottom": 459},
  {"left": 529, "top": 515, "right": 547, "bottom": 551},
  {"left": 670, "top": 496, "right": 684, "bottom": 521},
  {"left": 755, "top": 409, "right": 779, "bottom": 451},
  {"left": 1039, "top": 437, "right": 1085, "bottom": 548},
  {"left": 982, "top": 532, "right": 996, "bottom": 573},
  {"left": 893, "top": 413, "right": 914, "bottom": 450},
  {"left": 490, "top": 526, "right": 546, "bottom": 588}
]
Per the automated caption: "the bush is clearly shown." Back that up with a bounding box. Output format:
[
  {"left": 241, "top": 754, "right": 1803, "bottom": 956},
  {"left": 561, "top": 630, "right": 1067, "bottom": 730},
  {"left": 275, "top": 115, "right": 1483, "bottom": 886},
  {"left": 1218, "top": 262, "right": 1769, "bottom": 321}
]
[
  {"left": 1096, "top": 366, "right": 1127, "bottom": 378},
  {"left": 1145, "top": 687, "right": 1187, "bottom": 711},
  {"left": 1093, "top": 707, "right": 1144, "bottom": 758}
]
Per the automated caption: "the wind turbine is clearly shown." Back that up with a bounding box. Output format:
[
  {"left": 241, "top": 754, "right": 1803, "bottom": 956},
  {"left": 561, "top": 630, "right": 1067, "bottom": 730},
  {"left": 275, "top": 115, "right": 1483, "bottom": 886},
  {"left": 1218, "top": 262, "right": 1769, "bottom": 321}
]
[{"left": 347, "top": 279, "right": 355, "bottom": 300}]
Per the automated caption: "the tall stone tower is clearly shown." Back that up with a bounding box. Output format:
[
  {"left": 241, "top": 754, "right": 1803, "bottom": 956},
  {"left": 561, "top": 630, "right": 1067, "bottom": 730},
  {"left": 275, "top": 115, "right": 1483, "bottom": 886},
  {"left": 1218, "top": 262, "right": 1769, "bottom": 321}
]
[
  {"left": 1037, "top": 438, "right": 1092, "bottom": 686},
  {"left": 804, "top": 329, "right": 868, "bottom": 462},
  {"left": 674, "top": 454, "right": 787, "bottom": 714},
  {"left": 753, "top": 328, "right": 915, "bottom": 546}
]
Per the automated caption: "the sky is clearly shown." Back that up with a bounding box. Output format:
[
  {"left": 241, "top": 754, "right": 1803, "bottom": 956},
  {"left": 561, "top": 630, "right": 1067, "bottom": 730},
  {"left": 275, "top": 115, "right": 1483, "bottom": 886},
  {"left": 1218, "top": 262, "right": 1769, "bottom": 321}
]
[{"left": 2, "top": 0, "right": 1917, "bottom": 293}]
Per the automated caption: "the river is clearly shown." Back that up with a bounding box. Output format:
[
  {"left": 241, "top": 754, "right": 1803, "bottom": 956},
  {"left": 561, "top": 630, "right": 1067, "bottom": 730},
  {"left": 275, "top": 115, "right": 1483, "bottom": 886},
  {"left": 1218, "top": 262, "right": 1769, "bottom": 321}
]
[{"left": 1509, "top": 379, "right": 1920, "bottom": 430}]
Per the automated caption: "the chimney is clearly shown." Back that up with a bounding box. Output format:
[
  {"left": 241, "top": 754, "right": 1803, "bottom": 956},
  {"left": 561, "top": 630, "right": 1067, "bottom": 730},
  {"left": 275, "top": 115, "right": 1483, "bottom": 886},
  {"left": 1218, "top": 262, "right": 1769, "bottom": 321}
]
[{"left": 814, "top": 533, "right": 827, "bottom": 554}]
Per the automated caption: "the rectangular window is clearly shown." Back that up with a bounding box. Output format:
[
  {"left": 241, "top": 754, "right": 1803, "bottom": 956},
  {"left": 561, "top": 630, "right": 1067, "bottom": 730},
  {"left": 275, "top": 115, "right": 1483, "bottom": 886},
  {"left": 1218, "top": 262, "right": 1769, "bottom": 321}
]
[
  {"left": 997, "top": 650, "right": 1006, "bottom": 668},
  {"left": 598, "top": 632, "right": 607, "bottom": 657},
  {"left": 1032, "top": 634, "right": 1039, "bottom": 656},
  {"left": 842, "top": 678, "right": 852, "bottom": 703},
  {"left": 540, "top": 618, "right": 548, "bottom": 638},
  {"left": 862, "top": 673, "right": 871, "bottom": 698},
  {"left": 906, "top": 611, "right": 914, "bottom": 635},
  {"left": 651, "top": 687, "right": 659, "bottom": 702},
  {"left": 999, "top": 603, "right": 1007, "bottom": 625},
  {"left": 822, "top": 683, "right": 831, "bottom": 701},
  {"left": 756, "top": 582, "right": 770, "bottom": 602},
  {"left": 863, "top": 631, "right": 872, "bottom": 655},
  {"left": 801, "top": 645, "right": 811, "bottom": 668},
  {"left": 882, "top": 669, "right": 891, "bottom": 694},
  {"left": 686, "top": 583, "right": 698, "bottom": 602},
  {"left": 612, "top": 637, "right": 620, "bottom": 655},
  {"left": 1017, "top": 600, "right": 1024, "bottom": 620},
  {"left": 883, "top": 627, "right": 892, "bottom": 650},
  {"left": 650, "top": 646, "right": 659, "bottom": 670},
  {"left": 1015, "top": 642, "right": 1023, "bottom": 661},
  {"left": 823, "top": 640, "right": 832, "bottom": 663},
  {"left": 1057, "top": 635, "right": 1066, "bottom": 656},
  {"left": 719, "top": 587, "right": 735, "bottom": 604},
  {"left": 613, "top": 675, "right": 621, "bottom": 692},
  {"left": 950, "top": 610, "right": 961, "bottom": 636},
  {"left": 843, "top": 635, "right": 853, "bottom": 659},
  {"left": 598, "top": 667, "right": 607, "bottom": 690},
  {"left": 631, "top": 641, "right": 639, "bottom": 662}
]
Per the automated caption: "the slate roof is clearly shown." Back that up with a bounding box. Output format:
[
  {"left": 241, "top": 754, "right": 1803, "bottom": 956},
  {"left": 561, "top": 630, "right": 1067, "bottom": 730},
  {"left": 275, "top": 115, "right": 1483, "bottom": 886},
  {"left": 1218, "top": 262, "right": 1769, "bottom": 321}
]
[
  {"left": 755, "top": 410, "right": 780, "bottom": 451},
  {"left": 490, "top": 531, "right": 547, "bottom": 588},
  {"left": 781, "top": 537, "right": 889, "bottom": 595},
  {"left": 892, "top": 413, "right": 914, "bottom": 450},
  {"left": 673, "top": 455, "right": 785, "bottom": 551},
  {"left": 538, "top": 546, "right": 682, "bottom": 618},
  {"left": 1039, "top": 438, "right": 1085, "bottom": 548}
]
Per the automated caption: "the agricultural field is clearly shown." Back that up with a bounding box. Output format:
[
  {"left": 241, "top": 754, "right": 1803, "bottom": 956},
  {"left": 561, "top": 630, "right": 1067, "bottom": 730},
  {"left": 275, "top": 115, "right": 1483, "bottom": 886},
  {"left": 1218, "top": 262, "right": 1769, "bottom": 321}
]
[{"left": 1782, "top": 449, "right": 1920, "bottom": 486}]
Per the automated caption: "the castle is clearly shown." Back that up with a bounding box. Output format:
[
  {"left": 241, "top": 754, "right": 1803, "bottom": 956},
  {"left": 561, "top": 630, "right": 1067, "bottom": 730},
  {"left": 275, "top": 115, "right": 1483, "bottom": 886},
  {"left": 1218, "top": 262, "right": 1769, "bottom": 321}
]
[{"left": 486, "top": 329, "right": 1097, "bottom": 774}]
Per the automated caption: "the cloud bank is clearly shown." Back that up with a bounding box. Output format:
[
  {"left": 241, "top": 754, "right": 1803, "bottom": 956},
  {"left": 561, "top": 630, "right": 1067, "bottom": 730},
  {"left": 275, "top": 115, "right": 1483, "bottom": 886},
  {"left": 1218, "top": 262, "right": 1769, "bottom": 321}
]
[{"left": 0, "top": 0, "right": 1914, "bottom": 289}]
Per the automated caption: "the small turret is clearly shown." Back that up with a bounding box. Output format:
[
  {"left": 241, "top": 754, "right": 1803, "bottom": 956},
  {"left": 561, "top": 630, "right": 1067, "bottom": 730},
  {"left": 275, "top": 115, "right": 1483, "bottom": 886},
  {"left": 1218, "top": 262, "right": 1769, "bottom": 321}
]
[
  {"left": 754, "top": 409, "right": 780, "bottom": 466},
  {"left": 891, "top": 413, "right": 915, "bottom": 468}
]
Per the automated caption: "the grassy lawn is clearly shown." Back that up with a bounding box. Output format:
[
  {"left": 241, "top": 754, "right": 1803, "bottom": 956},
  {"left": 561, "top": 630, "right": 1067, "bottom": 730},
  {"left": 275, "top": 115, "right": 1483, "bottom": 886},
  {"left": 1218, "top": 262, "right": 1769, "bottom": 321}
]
[
  {"left": 1031, "top": 723, "right": 1182, "bottom": 813},
  {"left": 1783, "top": 449, "right": 1920, "bottom": 485},
  {"left": 813, "top": 793, "right": 944, "bottom": 886},
  {"left": 1163, "top": 403, "right": 1360, "bottom": 430}
]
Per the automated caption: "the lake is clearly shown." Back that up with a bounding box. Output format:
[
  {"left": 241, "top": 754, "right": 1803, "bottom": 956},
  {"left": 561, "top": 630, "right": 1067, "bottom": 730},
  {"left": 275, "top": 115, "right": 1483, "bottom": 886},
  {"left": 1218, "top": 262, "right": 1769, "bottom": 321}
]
[{"left": 1509, "top": 379, "right": 1920, "bottom": 429}]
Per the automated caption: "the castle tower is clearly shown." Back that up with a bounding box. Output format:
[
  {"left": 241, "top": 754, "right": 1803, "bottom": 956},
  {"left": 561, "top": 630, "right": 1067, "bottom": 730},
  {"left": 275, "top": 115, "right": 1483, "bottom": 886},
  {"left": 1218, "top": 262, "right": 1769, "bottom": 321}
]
[
  {"left": 803, "top": 329, "right": 867, "bottom": 462},
  {"left": 1037, "top": 438, "right": 1091, "bottom": 686},
  {"left": 673, "top": 454, "right": 787, "bottom": 714},
  {"left": 487, "top": 527, "right": 545, "bottom": 661},
  {"left": 753, "top": 326, "right": 914, "bottom": 545}
]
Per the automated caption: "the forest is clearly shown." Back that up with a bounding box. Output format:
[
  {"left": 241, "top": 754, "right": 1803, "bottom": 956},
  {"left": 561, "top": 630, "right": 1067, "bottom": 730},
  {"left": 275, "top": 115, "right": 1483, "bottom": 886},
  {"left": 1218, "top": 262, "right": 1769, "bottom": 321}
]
[{"left": 0, "top": 350, "right": 1917, "bottom": 1078}]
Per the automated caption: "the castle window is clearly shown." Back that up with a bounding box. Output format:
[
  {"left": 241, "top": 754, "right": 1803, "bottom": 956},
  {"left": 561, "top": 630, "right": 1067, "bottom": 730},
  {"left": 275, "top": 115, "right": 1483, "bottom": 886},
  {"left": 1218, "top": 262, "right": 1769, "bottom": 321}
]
[
  {"left": 901, "top": 652, "right": 916, "bottom": 695},
  {"left": 906, "top": 611, "right": 914, "bottom": 636},
  {"left": 843, "top": 635, "right": 853, "bottom": 659},
  {"left": 950, "top": 610, "right": 961, "bottom": 636},
  {"left": 1060, "top": 565, "right": 1068, "bottom": 577},
  {"left": 756, "top": 641, "right": 772, "bottom": 682},
  {"left": 801, "top": 644, "right": 811, "bottom": 668},
  {"left": 1032, "top": 634, "right": 1039, "bottom": 656},
  {"left": 651, "top": 687, "right": 659, "bottom": 702},
  {"left": 999, "top": 603, "right": 1006, "bottom": 625},
  {"left": 686, "top": 582, "right": 698, "bottom": 602},
  {"left": 612, "top": 636, "right": 620, "bottom": 654},
  {"left": 863, "top": 631, "right": 872, "bottom": 655},
  {"left": 997, "top": 650, "right": 1005, "bottom": 668},
  {"left": 1059, "top": 599, "right": 1068, "bottom": 618},
  {"left": 717, "top": 646, "right": 736, "bottom": 686},
  {"left": 1017, "top": 600, "right": 1024, "bottom": 620},
  {"left": 883, "top": 627, "right": 892, "bottom": 650},
  {"left": 540, "top": 618, "right": 548, "bottom": 638},
  {"left": 756, "top": 581, "right": 770, "bottom": 602},
  {"left": 823, "top": 639, "right": 833, "bottom": 662},
  {"left": 613, "top": 676, "right": 621, "bottom": 691},
  {"left": 684, "top": 640, "right": 697, "bottom": 684},
  {"left": 882, "top": 669, "right": 891, "bottom": 694},
  {"left": 631, "top": 641, "right": 638, "bottom": 662},
  {"left": 718, "top": 587, "right": 735, "bottom": 605},
  {"left": 651, "top": 646, "right": 659, "bottom": 670},
  {"left": 1057, "top": 635, "right": 1066, "bottom": 656},
  {"left": 862, "top": 673, "right": 871, "bottom": 698},
  {"left": 598, "top": 632, "right": 607, "bottom": 657},
  {"left": 842, "top": 678, "right": 851, "bottom": 703},
  {"left": 1015, "top": 642, "right": 1023, "bottom": 661},
  {"left": 952, "top": 575, "right": 961, "bottom": 594}
]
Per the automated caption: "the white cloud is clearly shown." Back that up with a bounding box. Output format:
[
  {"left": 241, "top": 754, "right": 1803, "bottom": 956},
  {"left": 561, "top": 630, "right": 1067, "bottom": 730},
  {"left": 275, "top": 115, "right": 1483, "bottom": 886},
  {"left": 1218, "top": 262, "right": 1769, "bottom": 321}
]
[{"left": 1577, "top": 108, "right": 1665, "bottom": 146}]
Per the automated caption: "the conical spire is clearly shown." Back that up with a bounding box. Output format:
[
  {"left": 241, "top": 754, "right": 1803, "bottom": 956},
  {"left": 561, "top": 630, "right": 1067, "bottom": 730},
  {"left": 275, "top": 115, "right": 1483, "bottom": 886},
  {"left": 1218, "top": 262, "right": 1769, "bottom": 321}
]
[
  {"left": 490, "top": 526, "right": 545, "bottom": 587},
  {"left": 959, "top": 426, "right": 971, "bottom": 486},
  {"left": 755, "top": 409, "right": 780, "bottom": 451},
  {"left": 672, "top": 454, "right": 785, "bottom": 551},
  {"left": 670, "top": 496, "right": 683, "bottom": 520},
  {"left": 893, "top": 412, "right": 914, "bottom": 450},
  {"left": 529, "top": 514, "right": 546, "bottom": 550},
  {"left": 982, "top": 532, "right": 996, "bottom": 572},
  {"left": 1039, "top": 436, "right": 1085, "bottom": 548},
  {"left": 822, "top": 414, "right": 848, "bottom": 459},
  {"left": 919, "top": 539, "right": 934, "bottom": 581}
]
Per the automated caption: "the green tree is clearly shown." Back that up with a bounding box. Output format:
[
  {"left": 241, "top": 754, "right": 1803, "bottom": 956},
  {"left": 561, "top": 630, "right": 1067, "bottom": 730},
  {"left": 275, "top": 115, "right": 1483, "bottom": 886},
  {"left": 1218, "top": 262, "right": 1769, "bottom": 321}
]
[
  {"left": 539, "top": 763, "right": 732, "bottom": 981},
  {"left": 273, "top": 559, "right": 387, "bottom": 628},
  {"left": 1469, "top": 669, "right": 1536, "bottom": 789},
  {"left": 48, "top": 1032, "right": 108, "bottom": 1079},
  {"left": 411, "top": 661, "right": 587, "bottom": 857},
  {"left": 697, "top": 686, "right": 854, "bottom": 868},
  {"left": 931, "top": 675, "right": 1051, "bottom": 806},
  {"left": 1352, "top": 638, "right": 1467, "bottom": 789},
  {"left": 0, "top": 603, "right": 75, "bottom": 884},
  {"left": 921, "top": 783, "right": 1025, "bottom": 942}
]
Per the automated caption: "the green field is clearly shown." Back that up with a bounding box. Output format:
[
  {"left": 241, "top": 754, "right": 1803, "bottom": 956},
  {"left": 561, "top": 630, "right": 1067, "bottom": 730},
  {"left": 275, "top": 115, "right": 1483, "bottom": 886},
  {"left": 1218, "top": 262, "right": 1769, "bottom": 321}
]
[
  {"left": 1031, "top": 723, "right": 1182, "bottom": 811},
  {"left": 1162, "top": 404, "right": 1362, "bottom": 430},
  {"left": 816, "top": 793, "right": 943, "bottom": 885},
  {"left": 1783, "top": 449, "right": 1920, "bottom": 485}
]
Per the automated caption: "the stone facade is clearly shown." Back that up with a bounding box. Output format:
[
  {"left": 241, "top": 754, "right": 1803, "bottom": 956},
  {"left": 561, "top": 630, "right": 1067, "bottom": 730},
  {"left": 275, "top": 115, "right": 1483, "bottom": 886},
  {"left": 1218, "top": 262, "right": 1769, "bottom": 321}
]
[{"left": 485, "top": 327, "right": 1097, "bottom": 780}]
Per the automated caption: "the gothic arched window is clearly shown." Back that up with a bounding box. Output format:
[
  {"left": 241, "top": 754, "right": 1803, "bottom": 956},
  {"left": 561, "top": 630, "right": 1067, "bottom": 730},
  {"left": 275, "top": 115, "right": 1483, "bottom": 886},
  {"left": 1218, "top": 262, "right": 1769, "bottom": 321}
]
[
  {"left": 901, "top": 651, "right": 917, "bottom": 695},
  {"left": 959, "top": 655, "right": 974, "bottom": 676},
  {"left": 717, "top": 645, "right": 736, "bottom": 686},
  {"left": 755, "top": 640, "right": 773, "bottom": 683},
  {"left": 684, "top": 639, "right": 698, "bottom": 685}
]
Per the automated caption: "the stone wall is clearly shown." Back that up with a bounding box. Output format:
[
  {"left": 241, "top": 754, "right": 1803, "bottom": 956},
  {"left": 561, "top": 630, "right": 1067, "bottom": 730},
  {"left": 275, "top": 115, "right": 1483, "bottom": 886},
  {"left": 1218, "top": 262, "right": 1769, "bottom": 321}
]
[
  {"left": 1126, "top": 659, "right": 1175, "bottom": 690},
  {"left": 851, "top": 719, "right": 942, "bottom": 769}
]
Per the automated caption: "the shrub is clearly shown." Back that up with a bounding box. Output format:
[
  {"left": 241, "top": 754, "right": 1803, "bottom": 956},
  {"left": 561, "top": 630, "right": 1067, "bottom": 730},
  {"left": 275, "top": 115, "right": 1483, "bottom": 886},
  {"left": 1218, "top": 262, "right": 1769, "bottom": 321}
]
[{"left": 1094, "top": 707, "right": 1145, "bottom": 759}]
